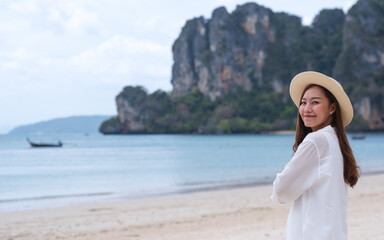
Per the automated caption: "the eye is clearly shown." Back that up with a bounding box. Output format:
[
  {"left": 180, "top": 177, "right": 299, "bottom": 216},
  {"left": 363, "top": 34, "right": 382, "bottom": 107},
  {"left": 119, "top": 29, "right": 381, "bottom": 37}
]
[
  {"left": 300, "top": 101, "right": 306, "bottom": 105},
  {"left": 312, "top": 101, "right": 319, "bottom": 104}
]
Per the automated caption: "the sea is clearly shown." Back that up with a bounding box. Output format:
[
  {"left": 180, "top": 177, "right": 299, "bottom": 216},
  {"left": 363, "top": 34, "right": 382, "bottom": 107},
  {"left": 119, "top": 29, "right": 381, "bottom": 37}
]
[{"left": 0, "top": 133, "right": 383, "bottom": 212}]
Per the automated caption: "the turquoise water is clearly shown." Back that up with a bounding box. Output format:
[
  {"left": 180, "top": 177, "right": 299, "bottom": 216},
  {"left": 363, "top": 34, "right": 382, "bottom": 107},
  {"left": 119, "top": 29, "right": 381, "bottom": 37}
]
[{"left": 0, "top": 133, "right": 383, "bottom": 211}]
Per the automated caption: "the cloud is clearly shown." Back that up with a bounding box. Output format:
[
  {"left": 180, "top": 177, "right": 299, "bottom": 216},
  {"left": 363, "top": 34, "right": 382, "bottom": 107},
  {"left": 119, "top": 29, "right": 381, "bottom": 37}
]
[
  {"left": 8, "top": 0, "right": 39, "bottom": 14},
  {"left": 3, "top": 0, "right": 98, "bottom": 36},
  {"left": 70, "top": 35, "right": 171, "bottom": 85},
  {"left": 44, "top": 2, "right": 98, "bottom": 34}
]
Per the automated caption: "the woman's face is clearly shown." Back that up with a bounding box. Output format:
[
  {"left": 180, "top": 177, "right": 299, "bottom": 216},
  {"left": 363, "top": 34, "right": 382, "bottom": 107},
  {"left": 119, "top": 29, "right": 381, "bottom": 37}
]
[{"left": 299, "top": 86, "right": 335, "bottom": 132}]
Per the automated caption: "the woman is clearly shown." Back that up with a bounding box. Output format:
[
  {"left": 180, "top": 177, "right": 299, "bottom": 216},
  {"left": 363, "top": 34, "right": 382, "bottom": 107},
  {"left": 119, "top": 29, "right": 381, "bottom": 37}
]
[{"left": 271, "top": 71, "right": 360, "bottom": 240}]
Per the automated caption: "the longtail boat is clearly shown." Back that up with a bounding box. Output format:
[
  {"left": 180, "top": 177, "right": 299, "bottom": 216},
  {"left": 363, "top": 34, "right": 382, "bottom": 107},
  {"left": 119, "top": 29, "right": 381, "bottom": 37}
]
[{"left": 27, "top": 138, "right": 63, "bottom": 148}]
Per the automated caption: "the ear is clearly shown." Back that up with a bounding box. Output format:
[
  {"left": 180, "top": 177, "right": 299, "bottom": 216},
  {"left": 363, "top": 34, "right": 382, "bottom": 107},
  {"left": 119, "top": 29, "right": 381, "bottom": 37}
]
[{"left": 329, "top": 103, "right": 336, "bottom": 114}]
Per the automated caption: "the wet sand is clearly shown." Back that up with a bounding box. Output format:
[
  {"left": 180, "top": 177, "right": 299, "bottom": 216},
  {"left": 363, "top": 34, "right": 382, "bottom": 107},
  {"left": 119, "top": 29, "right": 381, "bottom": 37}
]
[{"left": 1, "top": 173, "right": 383, "bottom": 240}]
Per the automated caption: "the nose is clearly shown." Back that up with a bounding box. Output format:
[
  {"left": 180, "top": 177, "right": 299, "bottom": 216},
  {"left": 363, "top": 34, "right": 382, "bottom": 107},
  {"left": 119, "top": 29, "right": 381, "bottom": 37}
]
[{"left": 304, "top": 103, "right": 312, "bottom": 113}]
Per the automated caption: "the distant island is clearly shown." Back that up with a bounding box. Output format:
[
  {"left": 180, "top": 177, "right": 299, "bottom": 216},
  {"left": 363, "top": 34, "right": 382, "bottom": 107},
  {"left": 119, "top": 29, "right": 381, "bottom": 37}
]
[
  {"left": 100, "top": 0, "right": 384, "bottom": 134},
  {"left": 9, "top": 115, "right": 112, "bottom": 135}
]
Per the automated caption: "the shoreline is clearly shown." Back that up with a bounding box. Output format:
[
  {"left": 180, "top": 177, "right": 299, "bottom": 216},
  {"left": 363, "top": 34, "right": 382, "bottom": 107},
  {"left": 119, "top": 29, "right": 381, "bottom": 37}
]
[
  {"left": 0, "top": 178, "right": 275, "bottom": 213},
  {"left": 2, "top": 170, "right": 383, "bottom": 213},
  {"left": 1, "top": 173, "right": 384, "bottom": 240}
]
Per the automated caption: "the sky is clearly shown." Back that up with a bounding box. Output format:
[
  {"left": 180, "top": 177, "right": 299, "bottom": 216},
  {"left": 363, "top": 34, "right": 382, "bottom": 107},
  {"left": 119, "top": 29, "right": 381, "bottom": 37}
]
[{"left": 0, "top": 0, "right": 358, "bottom": 133}]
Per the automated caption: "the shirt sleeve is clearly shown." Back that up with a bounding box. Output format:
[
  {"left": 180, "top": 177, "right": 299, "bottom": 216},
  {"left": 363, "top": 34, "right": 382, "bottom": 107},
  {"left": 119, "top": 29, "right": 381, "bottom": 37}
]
[{"left": 271, "top": 139, "right": 320, "bottom": 204}]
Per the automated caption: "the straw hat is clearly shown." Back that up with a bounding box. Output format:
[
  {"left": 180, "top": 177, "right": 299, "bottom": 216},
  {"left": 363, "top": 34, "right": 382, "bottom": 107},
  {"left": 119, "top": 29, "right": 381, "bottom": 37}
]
[{"left": 289, "top": 71, "right": 353, "bottom": 127}]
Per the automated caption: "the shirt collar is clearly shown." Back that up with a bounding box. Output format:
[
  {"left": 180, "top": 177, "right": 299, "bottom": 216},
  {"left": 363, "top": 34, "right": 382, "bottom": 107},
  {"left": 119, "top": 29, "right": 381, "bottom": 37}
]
[{"left": 317, "top": 125, "right": 335, "bottom": 133}]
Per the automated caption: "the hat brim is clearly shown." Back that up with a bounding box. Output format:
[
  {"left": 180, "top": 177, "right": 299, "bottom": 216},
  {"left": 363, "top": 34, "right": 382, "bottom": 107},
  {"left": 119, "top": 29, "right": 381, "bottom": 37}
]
[{"left": 289, "top": 71, "right": 353, "bottom": 127}]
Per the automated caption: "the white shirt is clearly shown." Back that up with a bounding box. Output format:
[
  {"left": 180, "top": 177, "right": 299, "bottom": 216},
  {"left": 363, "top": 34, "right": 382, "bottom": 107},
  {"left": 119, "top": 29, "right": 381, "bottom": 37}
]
[{"left": 271, "top": 125, "right": 347, "bottom": 240}]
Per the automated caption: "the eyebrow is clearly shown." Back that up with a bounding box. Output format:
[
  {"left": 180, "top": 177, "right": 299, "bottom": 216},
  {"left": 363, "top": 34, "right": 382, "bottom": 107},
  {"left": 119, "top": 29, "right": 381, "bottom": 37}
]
[{"left": 301, "top": 97, "right": 322, "bottom": 100}]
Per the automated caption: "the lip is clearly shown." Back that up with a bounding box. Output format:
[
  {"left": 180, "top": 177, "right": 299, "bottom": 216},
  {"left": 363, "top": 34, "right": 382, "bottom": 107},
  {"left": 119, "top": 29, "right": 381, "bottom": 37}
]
[{"left": 304, "top": 115, "right": 315, "bottom": 118}]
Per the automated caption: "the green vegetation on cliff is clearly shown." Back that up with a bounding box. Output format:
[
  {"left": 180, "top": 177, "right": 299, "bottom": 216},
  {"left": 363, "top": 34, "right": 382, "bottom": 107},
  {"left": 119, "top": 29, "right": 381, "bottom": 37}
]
[{"left": 99, "top": 85, "right": 296, "bottom": 134}]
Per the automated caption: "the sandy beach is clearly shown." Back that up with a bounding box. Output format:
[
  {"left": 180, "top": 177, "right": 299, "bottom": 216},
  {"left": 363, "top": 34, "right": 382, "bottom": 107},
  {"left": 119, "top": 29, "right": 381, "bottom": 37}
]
[{"left": 1, "top": 173, "right": 384, "bottom": 240}]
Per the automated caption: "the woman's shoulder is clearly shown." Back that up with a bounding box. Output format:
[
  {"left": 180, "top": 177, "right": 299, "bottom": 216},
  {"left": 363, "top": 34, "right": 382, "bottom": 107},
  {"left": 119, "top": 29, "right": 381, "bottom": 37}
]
[{"left": 303, "top": 126, "right": 333, "bottom": 147}]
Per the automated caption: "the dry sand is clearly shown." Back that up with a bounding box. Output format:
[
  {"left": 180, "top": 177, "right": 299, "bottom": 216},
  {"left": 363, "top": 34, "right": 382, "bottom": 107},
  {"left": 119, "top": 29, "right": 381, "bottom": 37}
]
[{"left": 1, "top": 173, "right": 384, "bottom": 240}]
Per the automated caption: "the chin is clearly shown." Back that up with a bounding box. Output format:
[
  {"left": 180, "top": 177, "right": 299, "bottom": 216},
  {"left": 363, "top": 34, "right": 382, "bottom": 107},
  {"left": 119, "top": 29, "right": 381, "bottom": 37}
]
[{"left": 303, "top": 122, "right": 314, "bottom": 128}]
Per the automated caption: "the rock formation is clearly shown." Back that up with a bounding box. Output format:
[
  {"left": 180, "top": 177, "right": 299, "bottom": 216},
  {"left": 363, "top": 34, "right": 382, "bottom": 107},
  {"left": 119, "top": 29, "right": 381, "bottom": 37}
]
[
  {"left": 100, "top": 0, "right": 384, "bottom": 134},
  {"left": 334, "top": 0, "right": 384, "bottom": 130},
  {"left": 171, "top": 4, "right": 286, "bottom": 100}
]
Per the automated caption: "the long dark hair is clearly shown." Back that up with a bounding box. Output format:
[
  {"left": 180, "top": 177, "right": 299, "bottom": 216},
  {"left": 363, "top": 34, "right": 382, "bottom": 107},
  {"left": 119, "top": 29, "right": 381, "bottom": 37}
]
[{"left": 293, "top": 84, "right": 360, "bottom": 187}]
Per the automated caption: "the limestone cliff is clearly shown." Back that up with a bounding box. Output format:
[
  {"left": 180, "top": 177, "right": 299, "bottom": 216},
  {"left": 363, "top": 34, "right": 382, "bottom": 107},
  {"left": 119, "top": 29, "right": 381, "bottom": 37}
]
[
  {"left": 100, "top": 0, "right": 384, "bottom": 134},
  {"left": 171, "top": 4, "right": 280, "bottom": 100},
  {"left": 171, "top": 4, "right": 346, "bottom": 100},
  {"left": 334, "top": 0, "right": 384, "bottom": 130},
  {"left": 99, "top": 86, "right": 174, "bottom": 134}
]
